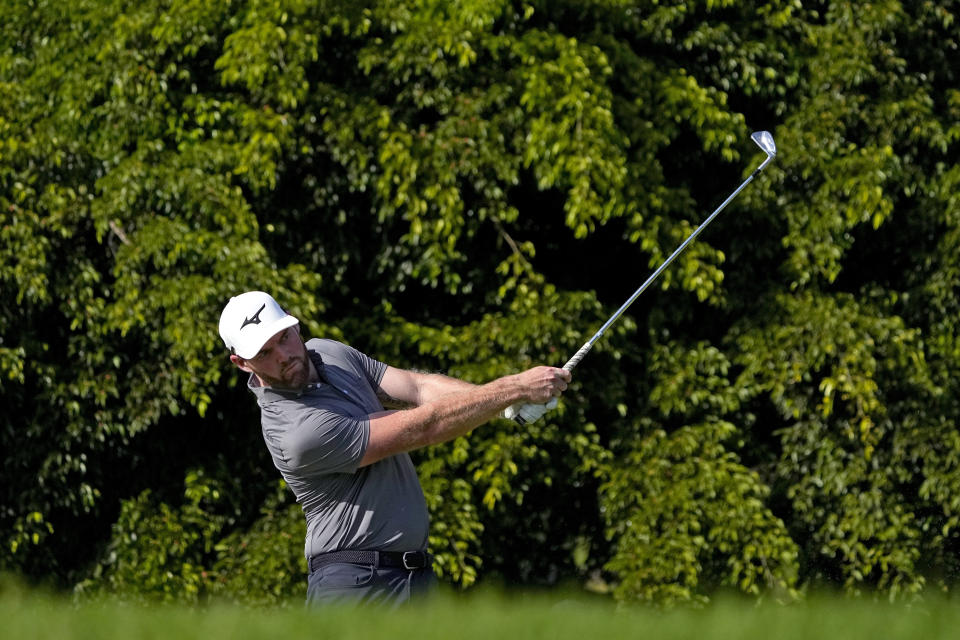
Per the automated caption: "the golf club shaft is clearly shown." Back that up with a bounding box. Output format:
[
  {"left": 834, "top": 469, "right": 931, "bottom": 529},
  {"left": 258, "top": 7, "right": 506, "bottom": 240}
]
[{"left": 562, "top": 153, "right": 776, "bottom": 373}]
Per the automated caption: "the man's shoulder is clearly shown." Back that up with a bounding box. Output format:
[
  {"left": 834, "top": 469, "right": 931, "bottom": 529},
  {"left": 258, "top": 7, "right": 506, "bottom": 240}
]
[
  {"left": 306, "top": 338, "right": 382, "bottom": 369},
  {"left": 305, "top": 337, "right": 354, "bottom": 355},
  {"left": 305, "top": 338, "right": 386, "bottom": 390}
]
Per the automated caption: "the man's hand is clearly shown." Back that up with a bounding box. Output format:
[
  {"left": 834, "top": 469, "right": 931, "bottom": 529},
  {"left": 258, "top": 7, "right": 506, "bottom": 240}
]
[
  {"left": 503, "top": 366, "right": 571, "bottom": 424},
  {"left": 513, "top": 366, "right": 571, "bottom": 403},
  {"left": 502, "top": 398, "right": 558, "bottom": 425}
]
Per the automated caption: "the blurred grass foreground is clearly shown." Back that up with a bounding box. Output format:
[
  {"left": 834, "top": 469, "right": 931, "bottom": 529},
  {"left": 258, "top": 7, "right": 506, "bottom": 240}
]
[{"left": 4, "top": 576, "right": 960, "bottom": 640}]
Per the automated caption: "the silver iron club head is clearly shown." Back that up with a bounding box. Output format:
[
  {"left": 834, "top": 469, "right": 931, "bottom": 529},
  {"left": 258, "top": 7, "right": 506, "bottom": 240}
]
[{"left": 751, "top": 131, "right": 777, "bottom": 158}]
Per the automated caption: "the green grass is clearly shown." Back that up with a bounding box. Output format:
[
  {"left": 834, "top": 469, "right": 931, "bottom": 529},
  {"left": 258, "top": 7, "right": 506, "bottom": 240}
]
[{"left": 3, "top": 580, "right": 960, "bottom": 640}]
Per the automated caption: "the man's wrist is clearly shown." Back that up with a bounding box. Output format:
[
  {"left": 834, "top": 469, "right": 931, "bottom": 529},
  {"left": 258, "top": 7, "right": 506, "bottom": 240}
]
[{"left": 490, "top": 373, "right": 527, "bottom": 407}]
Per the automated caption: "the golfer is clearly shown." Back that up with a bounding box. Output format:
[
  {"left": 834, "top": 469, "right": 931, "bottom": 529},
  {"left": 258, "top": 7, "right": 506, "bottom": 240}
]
[{"left": 218, "top": 290, "right": 571, "bottom": 607}]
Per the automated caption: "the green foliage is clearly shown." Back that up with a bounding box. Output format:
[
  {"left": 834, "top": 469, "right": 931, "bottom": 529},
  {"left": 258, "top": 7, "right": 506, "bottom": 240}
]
[
  {"left": 4, "top": 0, "right": 960, "bottom": 610},
  {"left": 77, "top": 473, "right": 305, "bottom": 607},
  {"left": 210, "top": 483, "right": 305, "bottom": 608},
  {"left": 76, "top": 470, "right": 230, "bottom": 604},
  {"left": 602, "top": 421, "right": 798, "bottom": 606}
]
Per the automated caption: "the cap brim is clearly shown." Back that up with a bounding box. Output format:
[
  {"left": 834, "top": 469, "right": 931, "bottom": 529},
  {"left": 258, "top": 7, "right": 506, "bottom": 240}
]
[{"left": 234, "top": 315, "right": 300, "bottom": 359}]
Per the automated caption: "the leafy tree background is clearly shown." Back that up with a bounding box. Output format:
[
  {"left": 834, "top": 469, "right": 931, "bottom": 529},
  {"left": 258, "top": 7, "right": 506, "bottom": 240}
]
[{"left": 3, "top": 0, "right": 960, "bottom": 607}]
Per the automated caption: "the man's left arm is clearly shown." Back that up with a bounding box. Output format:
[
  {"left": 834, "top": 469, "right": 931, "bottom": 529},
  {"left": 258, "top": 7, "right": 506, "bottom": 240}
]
[{"left": 375, "top": 366, "right": 477, "bottom": 409}]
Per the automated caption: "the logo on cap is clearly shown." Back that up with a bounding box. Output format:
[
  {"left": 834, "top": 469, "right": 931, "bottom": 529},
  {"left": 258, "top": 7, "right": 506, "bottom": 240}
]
[{"left": 240, "top": 303, "right": 266, "bottom": 330}]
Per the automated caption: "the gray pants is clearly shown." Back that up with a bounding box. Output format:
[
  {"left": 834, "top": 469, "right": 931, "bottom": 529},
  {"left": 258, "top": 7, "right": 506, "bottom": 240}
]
[{"left": 306, "top": 561, "right": 437, "bottom": 609}]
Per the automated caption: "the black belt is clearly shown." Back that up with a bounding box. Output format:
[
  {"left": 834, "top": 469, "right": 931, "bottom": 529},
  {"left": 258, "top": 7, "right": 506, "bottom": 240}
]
[{"left": 309, "top": 549, "right": 432, "bottom": 573}]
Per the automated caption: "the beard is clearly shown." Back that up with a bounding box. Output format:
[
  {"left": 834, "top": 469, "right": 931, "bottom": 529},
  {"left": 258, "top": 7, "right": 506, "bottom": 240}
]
[{"left": 258, "top": 349, "right": 312, "bottom": 390}]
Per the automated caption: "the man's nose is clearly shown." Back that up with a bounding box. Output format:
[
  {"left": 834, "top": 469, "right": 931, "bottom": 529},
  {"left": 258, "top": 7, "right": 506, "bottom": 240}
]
[{"left": 279, "top": 344, "right": 298, "bottom": 363}]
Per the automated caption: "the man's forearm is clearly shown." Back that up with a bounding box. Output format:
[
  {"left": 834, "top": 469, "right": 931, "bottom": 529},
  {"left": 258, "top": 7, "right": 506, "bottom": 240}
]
[
  {"left": 414, "top": 371, "right": 478, "bottom": 404},
  {"left": 376, "top": 367, "right": 477, "bottom": 409},
  {"left": 410, "top": 375, "right": 521, "bottom": 442},
  {"left": 361, "top": 374, "right": 524, "bottom": 467},
  {"left": 363, "top": 364, "right": 570, "bottom": 467}
]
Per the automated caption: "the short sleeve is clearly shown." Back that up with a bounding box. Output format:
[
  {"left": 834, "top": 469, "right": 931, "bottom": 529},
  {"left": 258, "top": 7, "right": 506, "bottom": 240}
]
[{"left": 341, "top": 342, "right": 388, "bottom": 389}]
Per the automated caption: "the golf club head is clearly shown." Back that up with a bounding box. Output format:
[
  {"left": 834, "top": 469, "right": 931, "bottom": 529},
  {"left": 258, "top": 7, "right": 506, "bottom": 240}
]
[{"left": 751, "top": 130, "right": 777, "bottom": 158}]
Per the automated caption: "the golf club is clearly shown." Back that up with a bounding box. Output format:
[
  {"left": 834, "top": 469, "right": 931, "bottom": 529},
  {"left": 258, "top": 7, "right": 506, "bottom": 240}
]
[{"left": 507, "top": 131, "right": 777, "bottom": 424}]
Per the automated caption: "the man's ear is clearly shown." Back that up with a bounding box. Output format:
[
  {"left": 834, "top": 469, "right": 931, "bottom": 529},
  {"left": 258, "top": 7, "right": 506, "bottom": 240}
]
[{"left": 230, "top": 354, "right": 253, "bottom": 373}]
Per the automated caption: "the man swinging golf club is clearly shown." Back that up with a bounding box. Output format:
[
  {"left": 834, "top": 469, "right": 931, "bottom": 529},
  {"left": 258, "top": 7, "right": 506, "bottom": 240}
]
[
  {"left": 219, "top": 129, "right": 776, "bottom": 608},
  {"left": 219, "top": 291, "right": 571, "bottom": 608}
]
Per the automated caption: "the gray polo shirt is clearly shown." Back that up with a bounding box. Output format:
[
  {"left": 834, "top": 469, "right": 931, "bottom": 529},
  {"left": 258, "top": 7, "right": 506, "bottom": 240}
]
[{"left": 248, "top": 338, "right": 429, "bottom": 560}]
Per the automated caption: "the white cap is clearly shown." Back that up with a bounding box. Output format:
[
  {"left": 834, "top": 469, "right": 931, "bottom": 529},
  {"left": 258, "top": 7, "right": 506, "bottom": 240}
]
[{"left": 218, "top": 291, "right": 299, "bottom": 359}]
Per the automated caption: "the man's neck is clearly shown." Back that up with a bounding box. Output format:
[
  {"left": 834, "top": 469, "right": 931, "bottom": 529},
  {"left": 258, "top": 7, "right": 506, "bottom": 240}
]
[{"left": 307, "top": 358, "right": 321, "bottom": 384}]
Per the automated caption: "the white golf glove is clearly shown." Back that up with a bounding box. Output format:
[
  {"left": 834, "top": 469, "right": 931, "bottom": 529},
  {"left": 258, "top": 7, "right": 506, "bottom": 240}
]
[{"left": 502, "top": 397, "right": 559, "bottom": 425}]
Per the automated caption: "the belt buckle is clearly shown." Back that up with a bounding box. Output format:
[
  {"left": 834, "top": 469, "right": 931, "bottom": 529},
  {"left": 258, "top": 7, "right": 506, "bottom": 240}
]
[{"left": 402, "top": 551, "right": 422, "bottom": 570}]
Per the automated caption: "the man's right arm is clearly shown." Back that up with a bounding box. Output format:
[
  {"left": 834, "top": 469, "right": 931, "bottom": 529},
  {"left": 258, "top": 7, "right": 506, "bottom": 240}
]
[
  {"left": 373, "top": 366, "right": 478, "bottom": 410},
  {"left": 358, "top": 366, "right": 570, "bottom": 467}
]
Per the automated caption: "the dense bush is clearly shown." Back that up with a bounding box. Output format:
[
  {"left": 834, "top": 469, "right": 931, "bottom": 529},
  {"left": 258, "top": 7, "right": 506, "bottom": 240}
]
[{"left": 3, "top": 0, "right": 960, "bottom": 606}]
